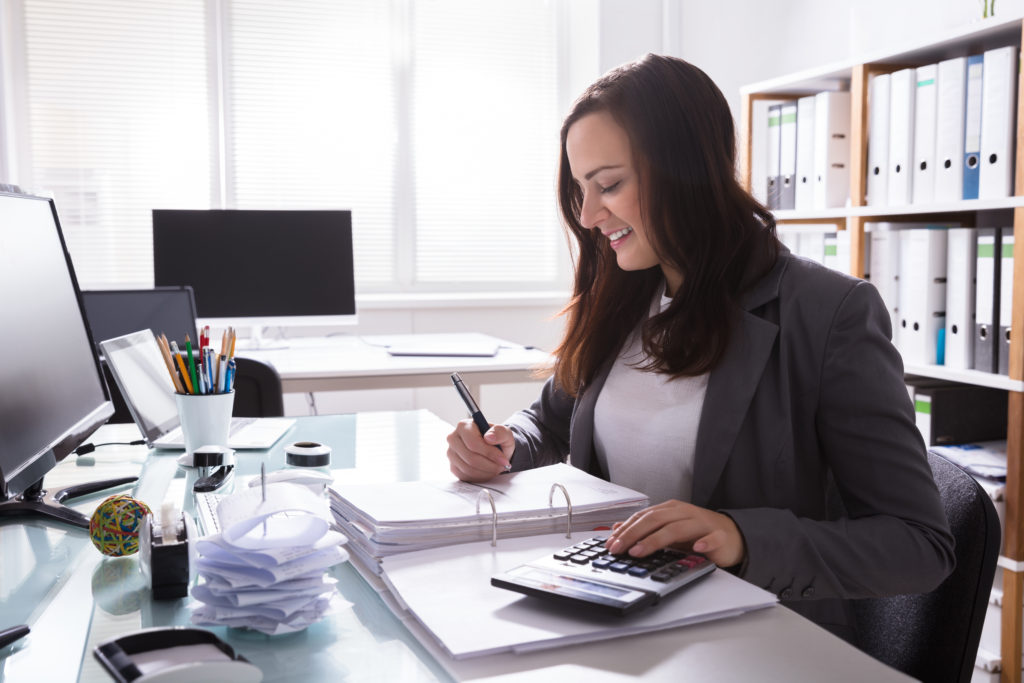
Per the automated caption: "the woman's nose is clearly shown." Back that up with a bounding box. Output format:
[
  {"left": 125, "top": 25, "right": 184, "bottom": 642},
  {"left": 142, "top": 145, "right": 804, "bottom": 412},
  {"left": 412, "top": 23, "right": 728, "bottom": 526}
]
[{"left": 578, "top": 190, "right": 606, "bottom": 229}]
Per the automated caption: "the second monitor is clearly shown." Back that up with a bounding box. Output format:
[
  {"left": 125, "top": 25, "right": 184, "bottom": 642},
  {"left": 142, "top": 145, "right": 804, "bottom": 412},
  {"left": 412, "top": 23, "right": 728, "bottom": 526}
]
[{"left": 152, "top": 209, "right": 356, "bottom": 334}]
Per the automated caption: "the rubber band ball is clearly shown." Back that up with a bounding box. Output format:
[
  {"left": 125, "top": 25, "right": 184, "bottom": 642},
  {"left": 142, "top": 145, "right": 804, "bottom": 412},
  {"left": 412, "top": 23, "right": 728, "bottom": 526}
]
[{"left": 89, "top": 493, "right": 152, "bottom": 557}]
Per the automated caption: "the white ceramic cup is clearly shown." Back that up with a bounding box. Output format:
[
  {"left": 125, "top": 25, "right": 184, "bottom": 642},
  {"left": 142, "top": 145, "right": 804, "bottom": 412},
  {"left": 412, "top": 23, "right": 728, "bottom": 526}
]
[{"left": 174, "top": 391, "right": 235, "bottom": 454}]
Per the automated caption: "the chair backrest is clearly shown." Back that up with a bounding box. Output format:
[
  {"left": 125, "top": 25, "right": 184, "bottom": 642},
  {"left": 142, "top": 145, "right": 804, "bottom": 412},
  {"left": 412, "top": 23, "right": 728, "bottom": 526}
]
[
  {"left": 850, "top": 451, "right": 1000, "bottom": 683},
  {"left": 230, "top": 356, "right": 285, "bottom": 417}
]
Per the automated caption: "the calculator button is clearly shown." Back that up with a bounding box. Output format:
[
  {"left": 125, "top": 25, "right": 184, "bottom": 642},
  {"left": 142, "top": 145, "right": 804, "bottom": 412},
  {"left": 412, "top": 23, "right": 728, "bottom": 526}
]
[
  {"left": 591, "top": 557, "right": 615, "bottom": 569},
  {"left": 608, "top": 561, "right": 632, "bottom": 573},
  {"left": 580, "top": 549, "right": 600, "bottom": 559},
  {"left": 569, "top": 554, "right": 590, "bottom": 565},
  {"left": 650, "top": 570, "right": 674, "bottom": 582},
  {"left": 553, "top": 550, "right": 574, "bottom": 561},
  {"left": 627, "top": 566, "right": 651, "bottom": 578}
]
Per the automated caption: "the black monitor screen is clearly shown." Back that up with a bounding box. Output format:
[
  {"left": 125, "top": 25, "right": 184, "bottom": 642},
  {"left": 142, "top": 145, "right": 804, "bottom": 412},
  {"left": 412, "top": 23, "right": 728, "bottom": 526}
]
[
  {"left": 82, "top": 286, "right": 199, "bottom": 347},
  {"left": 152, "top": 209, "right": 356, "bottom": 321},
  {"left": 0, "top": 192, "right": 112, "bottom": 500}
]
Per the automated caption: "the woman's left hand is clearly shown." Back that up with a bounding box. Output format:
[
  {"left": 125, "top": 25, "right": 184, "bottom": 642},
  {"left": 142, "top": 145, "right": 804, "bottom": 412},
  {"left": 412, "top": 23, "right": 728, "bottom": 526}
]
[{"left": 605, "top": 500, "right": 746, "bottom": 569}]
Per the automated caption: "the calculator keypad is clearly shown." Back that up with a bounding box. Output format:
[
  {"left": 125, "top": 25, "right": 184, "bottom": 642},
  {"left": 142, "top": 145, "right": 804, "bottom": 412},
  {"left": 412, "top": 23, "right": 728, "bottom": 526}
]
[{"left": 552, "top": 537, "right": 707, "bottom": 583}]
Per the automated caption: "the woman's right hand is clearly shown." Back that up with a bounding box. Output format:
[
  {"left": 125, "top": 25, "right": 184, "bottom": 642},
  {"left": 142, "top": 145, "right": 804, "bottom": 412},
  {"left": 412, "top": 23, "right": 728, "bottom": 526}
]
[{"left": 446, "top": 419, "right": 515, "bottom": 482}]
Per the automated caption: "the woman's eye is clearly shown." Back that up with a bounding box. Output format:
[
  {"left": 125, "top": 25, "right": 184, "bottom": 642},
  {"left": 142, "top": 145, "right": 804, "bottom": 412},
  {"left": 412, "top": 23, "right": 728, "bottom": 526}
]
[{"left": 599, "top": 181, "right": 621, "bottom": 194}]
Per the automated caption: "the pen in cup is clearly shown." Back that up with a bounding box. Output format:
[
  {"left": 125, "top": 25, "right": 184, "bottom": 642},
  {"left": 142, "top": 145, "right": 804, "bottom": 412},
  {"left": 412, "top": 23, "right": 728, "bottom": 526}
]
[{"left": 451, "top": 372, "right": 510, "bottom": 472}]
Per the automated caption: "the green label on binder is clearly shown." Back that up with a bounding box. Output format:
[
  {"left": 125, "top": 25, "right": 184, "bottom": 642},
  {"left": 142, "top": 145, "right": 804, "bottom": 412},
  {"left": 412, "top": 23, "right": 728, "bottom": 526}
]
[
  {"left": 978, "top": 243, "right": 995, "bottom": 258},
  {"left": 917, "top": 78, "right": 935, "bottom": 87},
  {"left": 780, "top": 112, "right": 797, "bottom": 124},
  {"left": 1004, "top": 243, "right": 1014, "bottom": 258},
  {"left": 824, "top": 245, "right": 837, "bottom": 256},
  {"left": 915, "top": 398, "right": 931, "bottom": 414}
]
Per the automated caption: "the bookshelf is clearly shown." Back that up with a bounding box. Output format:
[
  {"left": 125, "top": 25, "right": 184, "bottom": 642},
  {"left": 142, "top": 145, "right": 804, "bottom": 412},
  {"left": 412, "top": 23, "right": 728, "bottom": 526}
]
[{"left": 740, "top": 14, "right": 1024, "bottom": 683}]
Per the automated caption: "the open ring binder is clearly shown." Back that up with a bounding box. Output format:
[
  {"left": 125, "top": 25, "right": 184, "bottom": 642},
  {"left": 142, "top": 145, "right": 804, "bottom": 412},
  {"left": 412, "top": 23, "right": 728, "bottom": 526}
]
[
  {"left": 549, "top": 483, "right": 573, "bottom": 539},
  {"left": 476, "top": 489, "right": 498, "bottom": 547}
]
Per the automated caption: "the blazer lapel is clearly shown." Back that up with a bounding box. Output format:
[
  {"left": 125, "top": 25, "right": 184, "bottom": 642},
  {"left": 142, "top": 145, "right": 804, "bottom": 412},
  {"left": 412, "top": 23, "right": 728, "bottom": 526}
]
[{"left": 690, "top": 253, "right": 787, "bottom": 507}]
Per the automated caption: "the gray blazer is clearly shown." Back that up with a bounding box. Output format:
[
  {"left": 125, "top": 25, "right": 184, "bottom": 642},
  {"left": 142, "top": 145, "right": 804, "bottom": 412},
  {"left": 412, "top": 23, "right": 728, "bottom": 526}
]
[{"left": 505, "top": 249, "right": 955, "bottom": 638}]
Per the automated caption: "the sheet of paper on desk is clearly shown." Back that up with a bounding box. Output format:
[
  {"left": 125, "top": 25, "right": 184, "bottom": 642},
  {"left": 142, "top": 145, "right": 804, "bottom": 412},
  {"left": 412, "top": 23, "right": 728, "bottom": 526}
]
[{"left": 378, "top": 531, "right": 777, "bottom": 660}]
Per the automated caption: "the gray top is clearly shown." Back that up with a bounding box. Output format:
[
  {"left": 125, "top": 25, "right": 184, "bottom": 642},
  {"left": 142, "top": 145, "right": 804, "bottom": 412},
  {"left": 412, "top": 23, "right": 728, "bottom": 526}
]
[{"left": 504, "top": 248, "right": 955, "bottom": 639}]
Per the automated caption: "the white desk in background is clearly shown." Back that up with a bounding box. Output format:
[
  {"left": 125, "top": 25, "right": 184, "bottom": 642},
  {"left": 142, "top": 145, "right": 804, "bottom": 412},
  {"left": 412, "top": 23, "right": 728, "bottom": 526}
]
[
  {"left": 241, "top": 333, "right": 551, "bottom": 397},
  {"left": 0, "top": 412, "right": 912, "bottom": 682}
]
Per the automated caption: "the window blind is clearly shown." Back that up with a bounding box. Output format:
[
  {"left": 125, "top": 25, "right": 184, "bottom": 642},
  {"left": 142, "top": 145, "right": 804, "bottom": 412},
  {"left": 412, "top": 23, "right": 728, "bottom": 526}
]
[
  {"left": 21, "top": 0, "right": 210, "bottom": 288},
  {"left": 11, "top": 0, "right": 569, "bottom": 293}
]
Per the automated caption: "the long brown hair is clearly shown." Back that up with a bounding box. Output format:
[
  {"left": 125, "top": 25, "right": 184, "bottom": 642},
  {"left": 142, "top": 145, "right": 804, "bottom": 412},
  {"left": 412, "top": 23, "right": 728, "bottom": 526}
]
[{"left": 554, "top": 54, "right": 778, "bottom": 396}]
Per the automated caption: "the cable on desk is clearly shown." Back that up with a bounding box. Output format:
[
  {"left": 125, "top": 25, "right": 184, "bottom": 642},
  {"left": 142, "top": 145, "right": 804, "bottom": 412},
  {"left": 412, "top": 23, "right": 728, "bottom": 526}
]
[
  {"left": 306, "top": 392, "right": 319, "bottom": 416},
  {"left": 74, "top": 440, "right": 146, "bottom": 456}
]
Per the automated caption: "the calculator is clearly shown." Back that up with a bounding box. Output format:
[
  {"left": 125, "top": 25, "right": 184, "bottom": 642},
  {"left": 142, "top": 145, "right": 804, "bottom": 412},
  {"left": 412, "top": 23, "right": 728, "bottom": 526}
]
[{"left": 491, "top": 536, "right": 716, "bottom": 616}]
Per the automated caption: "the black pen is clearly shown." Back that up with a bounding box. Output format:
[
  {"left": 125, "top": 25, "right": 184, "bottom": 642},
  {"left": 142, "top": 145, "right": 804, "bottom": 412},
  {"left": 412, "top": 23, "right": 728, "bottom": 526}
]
[
  {"left": 451, "top": 372, "right": 510, "bottom": 472},
  {"left": 0, "top": 624, "right": 29, "bottom": 649},
  {"left": 451, "top": 372, "right": 489, "bottom": 435}
]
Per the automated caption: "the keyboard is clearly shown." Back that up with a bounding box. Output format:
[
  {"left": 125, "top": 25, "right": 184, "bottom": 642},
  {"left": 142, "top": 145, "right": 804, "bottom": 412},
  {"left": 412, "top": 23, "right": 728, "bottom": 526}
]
[{"left": 491, "top": 536, "right": 715, "bottom": 615}]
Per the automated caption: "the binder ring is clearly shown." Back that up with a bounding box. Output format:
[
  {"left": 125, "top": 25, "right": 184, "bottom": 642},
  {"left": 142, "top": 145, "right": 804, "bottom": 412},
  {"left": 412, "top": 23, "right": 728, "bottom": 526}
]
[
  {"left": 476, "top": 489, "right": 498, "bottom": 547},
  {"left": 548, "top": 483, "right": 573, "bottom": 539}
]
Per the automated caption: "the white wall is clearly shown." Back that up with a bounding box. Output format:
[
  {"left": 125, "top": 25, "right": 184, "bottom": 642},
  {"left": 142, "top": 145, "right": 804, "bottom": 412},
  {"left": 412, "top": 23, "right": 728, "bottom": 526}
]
[{"left": 677, "top": 0, "right": 1024, "bottom": 123}]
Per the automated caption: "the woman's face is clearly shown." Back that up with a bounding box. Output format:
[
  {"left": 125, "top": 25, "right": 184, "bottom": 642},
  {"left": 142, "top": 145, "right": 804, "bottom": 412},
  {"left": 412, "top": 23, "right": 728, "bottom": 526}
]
[{"left": 565, "top": 110, "right": 682, "bottom": 295}]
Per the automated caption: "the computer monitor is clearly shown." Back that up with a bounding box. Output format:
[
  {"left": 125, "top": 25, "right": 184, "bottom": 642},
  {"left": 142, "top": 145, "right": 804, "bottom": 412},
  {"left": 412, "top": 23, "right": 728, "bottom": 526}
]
[
  {"left": 0, "top": 191, "right": 135, "bottom": 528},
  {"left": 152, "top": 209, "right": 357, "bottom": 344},
  {"left": 82, "top": 286, "right": 199, "bottom": 349}
]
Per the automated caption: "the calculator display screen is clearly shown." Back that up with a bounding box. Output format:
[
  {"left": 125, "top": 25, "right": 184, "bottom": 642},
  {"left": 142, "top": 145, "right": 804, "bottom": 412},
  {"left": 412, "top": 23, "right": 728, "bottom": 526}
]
[{"left": 507, "top": 566, "right": 646, "bottom": 607}]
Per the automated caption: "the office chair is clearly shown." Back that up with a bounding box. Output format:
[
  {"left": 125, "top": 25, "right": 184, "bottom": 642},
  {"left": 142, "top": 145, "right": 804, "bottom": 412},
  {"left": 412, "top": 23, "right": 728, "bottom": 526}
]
[
  {"left": 849, "top": 450, "right": 1000, "bottom": 683},
  {"left": 230, "top": 357, "right": 285, "bottom": 417}
]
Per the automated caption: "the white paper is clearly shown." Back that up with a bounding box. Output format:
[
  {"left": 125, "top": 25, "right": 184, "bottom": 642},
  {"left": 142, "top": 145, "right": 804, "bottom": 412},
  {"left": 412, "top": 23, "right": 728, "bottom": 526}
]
[{"left": 377, "top": 531, "right": 776, "bottom": 660}]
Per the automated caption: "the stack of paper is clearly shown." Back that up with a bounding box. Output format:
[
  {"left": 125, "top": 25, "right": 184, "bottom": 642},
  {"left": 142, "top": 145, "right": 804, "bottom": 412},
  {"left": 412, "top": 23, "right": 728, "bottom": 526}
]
[
  {"left": 377, "top": 531, "right": 777, "bottom": 661},
  {"left": 190, "top": 482, "right": 350, "bottom": 635},
  {"left": 329, "top": 463, "right": 649, "bottom": 574}
]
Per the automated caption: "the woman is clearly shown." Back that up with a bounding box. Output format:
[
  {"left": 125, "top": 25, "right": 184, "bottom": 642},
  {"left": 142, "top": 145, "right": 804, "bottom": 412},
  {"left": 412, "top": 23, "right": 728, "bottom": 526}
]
[{"left": 445, "top": 54, "right": 954, "bottom": 640}]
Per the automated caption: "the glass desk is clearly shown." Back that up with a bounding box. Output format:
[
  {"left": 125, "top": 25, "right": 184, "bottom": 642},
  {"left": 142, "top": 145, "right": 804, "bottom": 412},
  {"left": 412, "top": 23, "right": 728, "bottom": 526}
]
[
  {"left": 0, "top": 410, "right": 914, "bottom": 682},
  {"left": 0, "top": 411, "right": 454, "bottom": 683}
]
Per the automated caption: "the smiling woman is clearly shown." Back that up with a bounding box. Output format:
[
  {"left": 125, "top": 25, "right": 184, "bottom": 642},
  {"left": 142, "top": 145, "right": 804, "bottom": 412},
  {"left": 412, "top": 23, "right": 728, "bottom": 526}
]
[{"left": 445, "top": 53, "right": 955, "bottom": 647}]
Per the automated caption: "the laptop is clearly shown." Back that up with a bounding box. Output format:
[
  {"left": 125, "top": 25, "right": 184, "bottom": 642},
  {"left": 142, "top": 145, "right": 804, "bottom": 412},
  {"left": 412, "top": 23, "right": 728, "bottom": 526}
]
[
  {"left": 381, "top": 333, "right": 501, "bottom": 358},
  {"left": 99, "top": 329, "right": 295, "bottom": 450},
  {"left": 82, "top": 286, "right": 199, "bottom": 355}
]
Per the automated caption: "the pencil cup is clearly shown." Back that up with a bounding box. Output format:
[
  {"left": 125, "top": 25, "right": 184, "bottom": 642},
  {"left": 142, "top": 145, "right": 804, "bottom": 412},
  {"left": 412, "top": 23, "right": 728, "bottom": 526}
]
[{"left": 174, "top": 391, "right": 235, "bottom": 455}]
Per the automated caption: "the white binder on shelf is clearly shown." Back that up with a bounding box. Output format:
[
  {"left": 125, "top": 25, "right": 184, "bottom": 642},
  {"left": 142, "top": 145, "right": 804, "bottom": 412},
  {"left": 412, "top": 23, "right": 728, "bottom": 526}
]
[
  {"left": 998, "top": 227, "right": 1014, "bottom": 375},
  {"left": 778, "top": 101, "right": 797, "bottom": 210},
  {"left": 750, "top": 98, "right": 786, "bottom": 205},
  {"left": 887, "top": 68, "right": 916, "bottom": 205},
  {"left": 867, "top": 222, "right": 901, "bottom": 339},
  {"left": 944, "top": 228, "right": 977, "bottom": 370},
  {"left": 794, "top": 95, "right": 816, "bottom": 211},
  {"left": 974, "top": 227, "right": 1001, "bottom": 373},
  {"left": 934, "top": 57, "right": 967, "bottom": 202},
  {"left": 822, "top": 231, "right": 851, "bottom": 274},
  {"left": 963, "top": 54, "right": 984, "bottom": 200},
  {"left": 812, "top": 90, "right": 851, "bottom": 210},
  {"left": 897, "top": 227, "right": 949, "bottom": 366},
  {"left": 866, "top": 73, "right": 891, "bottom": 207},
  {"left": 799, "top": 230, "right": 826, "bottom": 265},
  {"left": 767, "top": 104, "right": 782, "bottom": 210},
  {"left": 912, "top": 64, "right": 938, "bottom": 205},
  {"left": 978, "top": 45, "right": 1017, "bottom": 200}
]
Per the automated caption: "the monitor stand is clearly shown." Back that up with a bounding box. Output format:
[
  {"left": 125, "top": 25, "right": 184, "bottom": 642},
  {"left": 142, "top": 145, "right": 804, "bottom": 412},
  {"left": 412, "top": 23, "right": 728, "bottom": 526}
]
[
  {"left": 0, "top": 475, "right": 138, "bottom": 529},
  {"left": 235, "top": 324, "right": 289, "bottom": 352}
]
